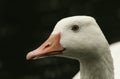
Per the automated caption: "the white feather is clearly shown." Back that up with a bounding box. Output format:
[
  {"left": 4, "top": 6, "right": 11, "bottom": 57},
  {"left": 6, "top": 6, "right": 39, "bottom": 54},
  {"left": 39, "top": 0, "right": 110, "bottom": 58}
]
[
  {"left": 73, "top": 42, "right": 120, "bottom": 79},
  {"left": 110, "top": 42, "right": 120, "bottom": 79}
]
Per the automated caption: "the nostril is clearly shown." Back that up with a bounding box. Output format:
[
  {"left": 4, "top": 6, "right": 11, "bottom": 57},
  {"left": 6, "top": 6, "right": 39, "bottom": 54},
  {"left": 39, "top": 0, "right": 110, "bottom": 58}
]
[{"left": 44, "top": 43, "right": 51, "bottom": 48}]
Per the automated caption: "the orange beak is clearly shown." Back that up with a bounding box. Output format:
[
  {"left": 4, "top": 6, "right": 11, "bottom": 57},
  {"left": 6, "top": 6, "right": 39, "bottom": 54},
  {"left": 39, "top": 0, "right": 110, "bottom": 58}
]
[{"left": 26, "top": 32, "right": 64, "bottom": 60}]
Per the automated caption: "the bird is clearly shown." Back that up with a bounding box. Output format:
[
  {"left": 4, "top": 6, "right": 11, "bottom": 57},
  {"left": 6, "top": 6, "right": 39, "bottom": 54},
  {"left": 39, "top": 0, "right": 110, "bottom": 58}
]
[{"left": 26, "top": 16, "right": 119, "bottom": 79}]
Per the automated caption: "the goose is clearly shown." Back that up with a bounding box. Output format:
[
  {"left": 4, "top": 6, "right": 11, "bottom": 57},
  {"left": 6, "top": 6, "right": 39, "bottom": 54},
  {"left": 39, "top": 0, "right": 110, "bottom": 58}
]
[{"left": 26, "top": 16, "right": 119, "bottom": 79}]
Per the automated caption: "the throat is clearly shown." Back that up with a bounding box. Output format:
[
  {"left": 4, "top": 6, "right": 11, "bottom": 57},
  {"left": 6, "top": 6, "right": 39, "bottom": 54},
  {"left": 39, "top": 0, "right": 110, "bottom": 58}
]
[{"left": 80, "top": 53, "right": 114, "bottom": 79}]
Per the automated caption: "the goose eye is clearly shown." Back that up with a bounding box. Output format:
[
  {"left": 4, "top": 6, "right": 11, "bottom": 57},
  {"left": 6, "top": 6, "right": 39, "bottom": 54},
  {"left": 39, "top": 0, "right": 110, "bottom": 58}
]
[{"left": 71, "top": 25, "right": 79, "bottom": 32}]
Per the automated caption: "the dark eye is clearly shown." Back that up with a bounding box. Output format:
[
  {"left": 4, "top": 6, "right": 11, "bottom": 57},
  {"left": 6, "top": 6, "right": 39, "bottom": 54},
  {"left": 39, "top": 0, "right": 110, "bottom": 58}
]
[{"left": 71, "top": 25, "right": 79, "bottom": 32}]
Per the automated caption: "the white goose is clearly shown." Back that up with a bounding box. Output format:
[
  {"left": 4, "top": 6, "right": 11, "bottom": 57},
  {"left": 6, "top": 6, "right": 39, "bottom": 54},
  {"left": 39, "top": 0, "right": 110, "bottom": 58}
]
[{"left": 26, "top": 16, "right": 119, "bottom": 79}]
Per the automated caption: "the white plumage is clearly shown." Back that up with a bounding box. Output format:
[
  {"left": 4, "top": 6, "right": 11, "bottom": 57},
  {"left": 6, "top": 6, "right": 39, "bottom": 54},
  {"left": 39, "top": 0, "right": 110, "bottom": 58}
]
[
  {"left": 110, "top": 42, "right": 120, "bottom": 79},
  {"left": 73, "top": 42, "right": 120, "bottom": 79},
  {"left": 26, "top": 16, "right": 120, "bottom": 79}
]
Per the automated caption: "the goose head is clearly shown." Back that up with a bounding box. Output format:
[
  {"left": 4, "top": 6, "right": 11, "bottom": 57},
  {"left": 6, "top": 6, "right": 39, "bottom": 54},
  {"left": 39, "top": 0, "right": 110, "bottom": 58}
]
[{"left": 26, "top": 16, "right": 110, "bottom": 61}]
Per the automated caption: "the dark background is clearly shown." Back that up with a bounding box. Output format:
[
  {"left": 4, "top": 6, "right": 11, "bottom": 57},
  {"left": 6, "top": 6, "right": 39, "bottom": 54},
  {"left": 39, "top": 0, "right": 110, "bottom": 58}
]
[{"left": 0, "top": 0, "right": 120, "bottom": 79}]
